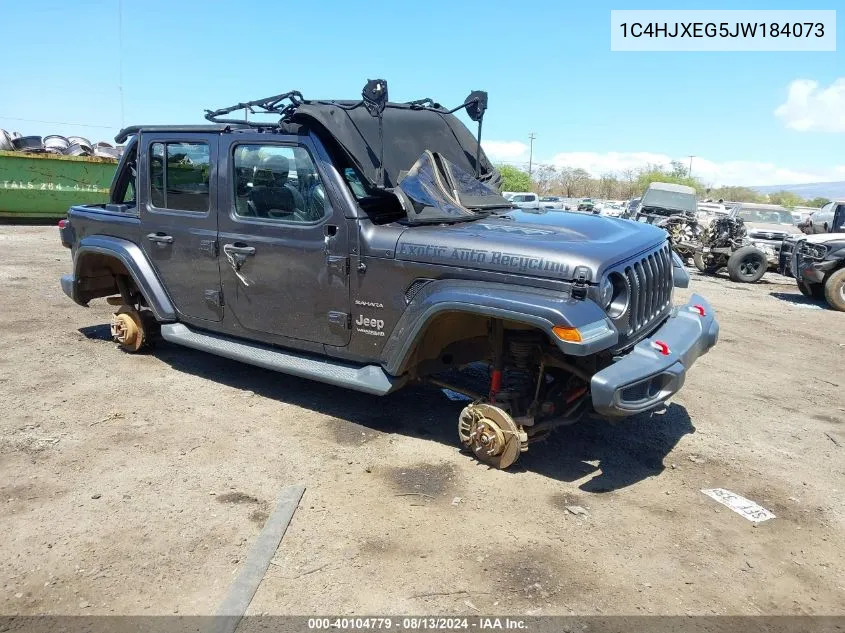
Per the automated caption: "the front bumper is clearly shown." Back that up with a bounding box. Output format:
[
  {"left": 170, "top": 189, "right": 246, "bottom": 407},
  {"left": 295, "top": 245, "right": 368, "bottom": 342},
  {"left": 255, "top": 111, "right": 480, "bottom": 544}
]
[
  {"left": 784, "top": 238, "right": 838, "bottom": 284},
  {"left": 590, "top": 293, "right": 718, "bottom": 417},
  {"left": 748, "top": 239, "right": 782, "bottom": 267},
  {"left": 797, "top": 259, "right": 838, "bottom": 284}
]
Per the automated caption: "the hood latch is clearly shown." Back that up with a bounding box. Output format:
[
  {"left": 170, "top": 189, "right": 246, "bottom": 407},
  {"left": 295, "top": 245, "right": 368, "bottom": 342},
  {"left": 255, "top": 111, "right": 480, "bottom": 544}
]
[{"left": 571, "top": 265, "right": 592, "bottom": 301}]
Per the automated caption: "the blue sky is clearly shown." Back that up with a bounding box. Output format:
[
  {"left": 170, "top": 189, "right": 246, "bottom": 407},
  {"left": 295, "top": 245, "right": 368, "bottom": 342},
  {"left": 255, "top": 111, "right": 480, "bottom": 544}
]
[{"left": 1, "top": 0, "right": 842, "bottom": 186}]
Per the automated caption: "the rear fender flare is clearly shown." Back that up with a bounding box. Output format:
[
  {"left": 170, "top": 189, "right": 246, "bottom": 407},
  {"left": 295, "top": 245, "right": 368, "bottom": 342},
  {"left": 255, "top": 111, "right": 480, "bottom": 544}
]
[
  {"left": 73, "top": 235, "right": 176, "bottom": 322},
  {"left": 381, "top": 279, "right": 617, "bottom": 375}
]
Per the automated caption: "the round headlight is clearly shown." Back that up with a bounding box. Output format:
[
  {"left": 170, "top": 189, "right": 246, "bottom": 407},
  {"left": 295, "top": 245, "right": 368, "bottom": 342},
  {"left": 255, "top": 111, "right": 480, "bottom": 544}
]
[
  {"left": 600, "top": 277, "right": 613, "bottom": 309},
  {"left": 605, "top": 272, "right": 629, "bottom": 319}
]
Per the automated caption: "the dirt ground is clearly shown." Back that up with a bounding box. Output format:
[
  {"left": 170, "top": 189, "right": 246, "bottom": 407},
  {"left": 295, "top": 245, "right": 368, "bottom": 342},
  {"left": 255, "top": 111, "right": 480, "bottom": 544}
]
[{"left": 0, "top": 224, "right": 843, "bottom": 617}]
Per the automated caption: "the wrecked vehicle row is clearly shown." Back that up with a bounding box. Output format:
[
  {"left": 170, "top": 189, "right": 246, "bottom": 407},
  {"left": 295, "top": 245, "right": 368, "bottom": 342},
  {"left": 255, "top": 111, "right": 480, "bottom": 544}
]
[{"left": 57, "top": 80, "right": 718, "bottom": 469}]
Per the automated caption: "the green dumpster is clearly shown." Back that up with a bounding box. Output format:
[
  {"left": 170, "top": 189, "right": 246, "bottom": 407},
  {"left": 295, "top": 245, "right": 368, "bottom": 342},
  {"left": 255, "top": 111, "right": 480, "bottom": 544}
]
[{"left": 0, "top": 150, "right": 118, "bottom": 220}]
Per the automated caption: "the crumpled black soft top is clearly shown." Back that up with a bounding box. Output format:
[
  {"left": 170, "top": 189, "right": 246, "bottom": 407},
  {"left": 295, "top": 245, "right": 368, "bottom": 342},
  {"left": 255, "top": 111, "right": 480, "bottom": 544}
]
[{"left": 289, "top": 101, "right": 500, "bottom": 190}]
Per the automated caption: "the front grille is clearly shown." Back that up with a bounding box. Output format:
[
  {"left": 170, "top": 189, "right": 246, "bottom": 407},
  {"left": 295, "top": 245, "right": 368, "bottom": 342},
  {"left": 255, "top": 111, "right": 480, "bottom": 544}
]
[{"left": 620, "top": 243, "right": 674, "bottom": 338}]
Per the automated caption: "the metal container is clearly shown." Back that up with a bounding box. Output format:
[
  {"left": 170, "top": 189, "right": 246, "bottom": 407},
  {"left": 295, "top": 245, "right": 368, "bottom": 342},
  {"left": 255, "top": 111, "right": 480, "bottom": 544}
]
[
  {"left": 0, "top": 150, "right": 118, "bottom": 219},
  {"left": 12, "top": 136, "right": 44, "bottom": 152},
  {"left": 43, "top": 135, "right": 70, "bottom": 153}
]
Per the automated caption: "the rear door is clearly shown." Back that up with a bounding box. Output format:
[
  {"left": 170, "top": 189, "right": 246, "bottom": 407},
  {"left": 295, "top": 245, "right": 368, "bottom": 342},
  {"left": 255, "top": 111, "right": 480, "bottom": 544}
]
[
  {"left": 139, "top": 132, "right": 222, "bottom": 322},
  {"left": 216, "top": 133, "right": 351, "bottom": 346}
]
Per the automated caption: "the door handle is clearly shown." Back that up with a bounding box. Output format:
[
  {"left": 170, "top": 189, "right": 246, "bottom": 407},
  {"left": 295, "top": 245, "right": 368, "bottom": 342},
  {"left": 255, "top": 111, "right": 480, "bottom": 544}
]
[
  {"left": 223, "top": 243, "right": 256, "bottom": 256},
  {"left": 146, "top": 232, "right": 173, "bottom": 244}
]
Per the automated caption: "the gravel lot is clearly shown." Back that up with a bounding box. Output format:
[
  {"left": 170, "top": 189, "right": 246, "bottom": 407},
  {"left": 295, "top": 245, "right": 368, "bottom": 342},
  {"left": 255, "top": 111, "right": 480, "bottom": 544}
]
[{"left": 0, "top": 224, "right": 843, "bottom": 616}]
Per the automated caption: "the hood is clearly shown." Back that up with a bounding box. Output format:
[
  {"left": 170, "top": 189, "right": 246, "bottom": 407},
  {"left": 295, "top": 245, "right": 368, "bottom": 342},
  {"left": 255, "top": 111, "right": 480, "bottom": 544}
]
[
  {"left": 744, "top": 222, "right": 801, "bottom": 236},
  {"left": 799, "top": 232, "right": 845, "bottom": 244},
  {"left": 394, "top": 210, "right": 666, "bottom": 282}
]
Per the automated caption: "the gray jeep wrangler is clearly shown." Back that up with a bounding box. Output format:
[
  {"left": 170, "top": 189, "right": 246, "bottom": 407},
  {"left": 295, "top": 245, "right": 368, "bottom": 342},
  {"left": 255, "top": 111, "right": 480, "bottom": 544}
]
[{"left": 58, "top": 81, "right": 719, "bottom": 469}]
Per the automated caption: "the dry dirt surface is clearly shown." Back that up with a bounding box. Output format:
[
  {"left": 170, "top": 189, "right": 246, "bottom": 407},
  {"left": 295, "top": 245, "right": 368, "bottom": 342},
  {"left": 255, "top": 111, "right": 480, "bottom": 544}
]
[{"left": 0, "top": 224, "right": 843, "bottom": 617}]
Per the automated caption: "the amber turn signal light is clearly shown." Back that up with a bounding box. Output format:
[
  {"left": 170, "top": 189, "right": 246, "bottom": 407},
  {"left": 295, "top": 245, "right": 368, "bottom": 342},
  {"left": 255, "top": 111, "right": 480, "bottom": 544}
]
[{"left": 552, "top": 326, "right": 582, "bottom": 343}]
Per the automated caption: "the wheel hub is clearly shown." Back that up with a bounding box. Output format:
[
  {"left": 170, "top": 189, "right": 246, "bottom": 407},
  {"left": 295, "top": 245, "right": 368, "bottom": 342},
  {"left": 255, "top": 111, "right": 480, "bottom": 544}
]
[
  {"left": 458, "top": 403, "right": 526, "bottom": 469},
  {"left": 110, "top": 308, "right": 145, "bottom": 352}
]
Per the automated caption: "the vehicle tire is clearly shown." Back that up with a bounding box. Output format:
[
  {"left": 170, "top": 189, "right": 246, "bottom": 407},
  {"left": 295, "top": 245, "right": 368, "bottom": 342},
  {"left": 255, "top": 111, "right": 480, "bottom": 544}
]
[
  {"left": 727, "top": 246, "right": 767, "bottom": 283},
  {"left": 823, "top": 268, "right": 845, "bottom": 312},
  {"left": 693, "top": 252, "right": 720, "bottom": 274},
  {"left": 797, "top": 280, "right": 824, "bottom": 300}
]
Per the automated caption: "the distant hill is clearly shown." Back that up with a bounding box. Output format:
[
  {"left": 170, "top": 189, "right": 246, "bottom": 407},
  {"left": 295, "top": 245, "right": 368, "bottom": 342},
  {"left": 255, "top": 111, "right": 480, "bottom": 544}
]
[{"left": 752, "top": 181, "right": 845, "bottom": 200}]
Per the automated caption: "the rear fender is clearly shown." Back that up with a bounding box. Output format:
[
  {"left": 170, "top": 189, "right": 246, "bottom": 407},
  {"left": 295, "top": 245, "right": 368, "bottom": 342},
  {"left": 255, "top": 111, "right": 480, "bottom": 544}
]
[
  {"left": 70, "top": 235, "right": 176, "bottom": 322},
  {"left": 381, "top": 279, "right": 617, "bottom": 375}
]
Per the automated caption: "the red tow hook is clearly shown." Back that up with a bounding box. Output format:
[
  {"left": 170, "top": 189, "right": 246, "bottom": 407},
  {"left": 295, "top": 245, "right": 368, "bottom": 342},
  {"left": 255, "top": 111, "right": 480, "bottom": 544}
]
[
  {"left": 651, "top": 340, "right": 670, "bottom": 356},
  {"left": 690, "top": 304, "right": 706, "bottom": 317}
]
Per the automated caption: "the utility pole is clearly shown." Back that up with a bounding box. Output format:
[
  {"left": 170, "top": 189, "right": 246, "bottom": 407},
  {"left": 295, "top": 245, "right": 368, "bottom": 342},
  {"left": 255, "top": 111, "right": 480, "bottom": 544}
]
[
  {"left": 117, "top": 0, "right": 125, "bottom": 129},
  {"left": 528, "top": 132, "right": 536, "bottom": 179},
  {"left": 688, "top": 155, "right": 695, "bottom": 179}
]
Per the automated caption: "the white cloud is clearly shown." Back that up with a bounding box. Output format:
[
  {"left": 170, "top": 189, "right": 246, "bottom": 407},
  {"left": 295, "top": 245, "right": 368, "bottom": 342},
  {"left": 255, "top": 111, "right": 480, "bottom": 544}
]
[
  {"left": 775, "top": 78, "right": 845, "bottom": 132},
  {"left": 545, "top": 150, "right": 844, "bottom": 186},
  {"left": 482, "top": 140, "right": 529, "bottom": 161}
]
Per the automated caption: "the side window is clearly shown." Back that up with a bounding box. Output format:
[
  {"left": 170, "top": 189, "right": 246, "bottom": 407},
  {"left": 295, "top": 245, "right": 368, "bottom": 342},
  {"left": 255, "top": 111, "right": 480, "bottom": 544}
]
[
  {"left": 149, "top": 142, "right": 210, "bottom": 212},
  {"left": 512, "top": 195, "right": 524, "bottom": 202},
  {"left": 232, "top": 144, "right": 328, "bottom": 223}
]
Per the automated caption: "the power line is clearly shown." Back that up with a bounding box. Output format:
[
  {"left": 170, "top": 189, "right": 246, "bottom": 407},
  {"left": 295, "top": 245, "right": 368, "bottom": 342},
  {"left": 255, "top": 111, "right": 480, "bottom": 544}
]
[{"left": 0, "top": 116, "right": 115, "bottom": 130}]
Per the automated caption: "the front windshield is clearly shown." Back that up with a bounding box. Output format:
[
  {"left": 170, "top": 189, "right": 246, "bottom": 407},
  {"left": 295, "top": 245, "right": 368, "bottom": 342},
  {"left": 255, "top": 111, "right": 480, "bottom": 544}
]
[
  {"left": 397, "top": 151, "right": 511, "bottom": 224},
  {"left": 737, "top": 208, "right": 794, "bottom": 225}
]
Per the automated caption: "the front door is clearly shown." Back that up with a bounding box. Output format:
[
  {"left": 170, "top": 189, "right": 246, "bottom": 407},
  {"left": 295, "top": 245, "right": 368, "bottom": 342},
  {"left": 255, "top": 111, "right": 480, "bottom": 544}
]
[
  {"left": 216, "top": 134, "right": 351, "bottom": 346},
  {"left": 139, "top": 133, "right": 222, "bottom": 321}
]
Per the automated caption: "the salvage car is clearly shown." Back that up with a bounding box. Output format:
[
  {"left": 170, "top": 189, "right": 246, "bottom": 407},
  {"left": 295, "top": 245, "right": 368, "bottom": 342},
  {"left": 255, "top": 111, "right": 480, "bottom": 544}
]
[
  {"left": 58, "top": 80, "right": 718, "bottom": 469},
  {"left": 805, "top": 200, "right": 845, "bottom": 235},
  {"left": 692, "top": 215, "right": 772, "bottom": 283},
  {"left": 634, "top": 182, "right": 697, "bottom": 224},
  {"left": 779, "top": 233, "right": 845, "bottom": 310},
  {"left": 731, "top": 203, "right": 801, "bottom": 266},
  {"left": 539, "top": 195, "right": 565, "bottom": 209}
]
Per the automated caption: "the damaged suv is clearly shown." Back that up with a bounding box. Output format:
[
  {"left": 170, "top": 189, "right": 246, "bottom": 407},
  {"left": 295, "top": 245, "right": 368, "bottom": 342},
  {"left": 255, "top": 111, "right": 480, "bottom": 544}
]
[{"left": 58, "top": 81, "right": 719, "bottom": 469}]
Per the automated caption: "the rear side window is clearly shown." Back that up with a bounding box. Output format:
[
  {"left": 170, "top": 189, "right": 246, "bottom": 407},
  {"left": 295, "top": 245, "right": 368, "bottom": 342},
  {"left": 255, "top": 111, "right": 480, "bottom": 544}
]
[{"left": 149, "top": 142, "right": 210, "bottom": 212}]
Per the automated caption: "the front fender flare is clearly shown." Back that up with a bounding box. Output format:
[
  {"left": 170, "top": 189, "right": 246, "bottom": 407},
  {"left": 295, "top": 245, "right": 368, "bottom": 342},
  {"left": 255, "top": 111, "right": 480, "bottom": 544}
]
[
  {"left": 381, "top": 279, "right": 617, "bottom": 375},
  {"left": 72, "top": 235, "right": 176, "bottom": 322}
]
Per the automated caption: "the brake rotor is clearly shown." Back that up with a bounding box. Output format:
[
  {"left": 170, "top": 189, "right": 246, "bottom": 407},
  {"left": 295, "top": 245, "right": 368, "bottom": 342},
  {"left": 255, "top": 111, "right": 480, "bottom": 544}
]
[
  {"left": 110, "top": 307, "right": 145, "bottom": 352},
  {"left": 458, "top": 403, "right": 525, "bottom": 469}
]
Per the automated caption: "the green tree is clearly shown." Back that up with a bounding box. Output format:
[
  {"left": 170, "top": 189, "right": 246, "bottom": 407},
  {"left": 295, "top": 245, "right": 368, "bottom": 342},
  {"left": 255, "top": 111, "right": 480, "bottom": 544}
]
[
  {"left": 766, "top": 190, "right": 806, "bottom": 208},
  {"left": 497, "top": 164, "right": 532, "bottom": 192},
  {"left": 807, "top": 197, "right": 831, "bottom": 208},
  {"left": 706, "top": 186, "right": 765, "bottom": 203},
  {"left": 634, "top": 167, "right": 704, "bottom": 195}
]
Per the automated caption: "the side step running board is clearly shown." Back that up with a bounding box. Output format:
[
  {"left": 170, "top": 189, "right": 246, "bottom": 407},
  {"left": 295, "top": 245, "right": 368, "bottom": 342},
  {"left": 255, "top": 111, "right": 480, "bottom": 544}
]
[{"left": 160, "top": 323, "right": 401, "bottom": 396}]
